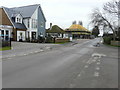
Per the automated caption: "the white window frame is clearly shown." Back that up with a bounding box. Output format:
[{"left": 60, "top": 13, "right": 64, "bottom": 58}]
[
  {"left": 32, "top": 19, "right": 37, "bottom": 29},
  {"left": 15, "top": 14, "right": 22, "bottom": 24}
]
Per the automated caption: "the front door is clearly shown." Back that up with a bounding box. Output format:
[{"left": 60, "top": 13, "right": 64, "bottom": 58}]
[{"left": 32, "top": 32, "right": 36, "bottom": 40}]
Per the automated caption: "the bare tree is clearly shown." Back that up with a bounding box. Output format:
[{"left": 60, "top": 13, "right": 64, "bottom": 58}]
[
  {"left": 79, "top": 21, "right": 83, "bottom": 26},
  {"left": 103, "top": 0, "right": 119, "bottom": 16},
  {"left": 72, "top": 21, "right": 77, "bottom": 24},
  {"left": 90, "top": 0, "right": 119, "bottom": 40}
]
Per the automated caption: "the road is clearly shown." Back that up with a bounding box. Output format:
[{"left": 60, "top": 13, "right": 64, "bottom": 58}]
[{"left": 2, "top": 38, "right": 118, "bottom": 88}]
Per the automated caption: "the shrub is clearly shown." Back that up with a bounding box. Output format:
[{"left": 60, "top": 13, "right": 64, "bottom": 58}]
[
  {"left": 38, "top": 35, "right": 45, "bottom": 43},
  {"left": 45, "top": 34, "right": 53, "bottom": 43},
  {"left": 0, "top": 40, "right": 11, "bottom": 47},
  {"left": 31, "top": 39, "right": 38, "bottom": 43},
  {"left": 26, "top": 38, "right": 30, "bottom": 42},
  {"left": 103, "top": 36, "right": 113, "bottom": 45}
]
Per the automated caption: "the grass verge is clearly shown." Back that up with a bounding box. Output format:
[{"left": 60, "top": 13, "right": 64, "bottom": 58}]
[
  {"left": 54, "top": 42, "right": 70, "bottom": 44},
  {"left": 104, "top": 43, "right": 120, "bottom": 47},
  {"left": 0, "top": 47, "right": 11, "bottom": 51}
]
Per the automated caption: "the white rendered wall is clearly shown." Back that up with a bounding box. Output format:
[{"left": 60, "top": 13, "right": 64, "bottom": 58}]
[{"left": 24, "top": 8, "right": 38, "bottom": 40}]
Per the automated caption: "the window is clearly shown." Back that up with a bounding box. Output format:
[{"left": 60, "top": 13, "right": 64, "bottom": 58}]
[
  {"left": 16, "top": 15, "right": 22, "bottom": 23},
  {"left": 17, "top": 18, "right": 19, "bottom": 22},
  {"left": 35, "top": 20, "right": 37, "bottom": 28},
  {"left": 40, "top": 22, "right": 44, "bottom": 27},
  {"left": 1, "top": 30, "right": 4, "bottom": 39},
  {"left": 6, "top": 30, "right": 9, "bottom": 35},
  {"left": 28, "top": 32, "right": 30, "bottom": 38},
  {"left": 5, "top": 30, "right": 9, "bottom": 40},
  {"left": 1, "top": 30, "right": 4, "bottom": 36},
  {"left": 19, "top": 18, "right": 21, "bottom": 22},
  {"left": 32, "top": 19, "right": 37, "bottom": 28},
  {"left": 27, "top": 19, "right": 30, "bottom": 28},
  {"left": 16, "top": 17, "right": 22, "bottom": 23}
]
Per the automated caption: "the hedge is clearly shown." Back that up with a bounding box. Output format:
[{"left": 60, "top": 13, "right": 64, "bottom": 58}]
[
  {"left": 0, "top": 40, "right": 11, "bottom": 47},
  {"left": 103, "top": 36, "right": 113, "bottom": 45}
]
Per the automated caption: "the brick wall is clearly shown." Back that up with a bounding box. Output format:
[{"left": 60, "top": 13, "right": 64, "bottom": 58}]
[
  {"left": 0, "top": 8, "right": 13, "bottom": 25},
  {"left": 55, "top": 38, "right": 70, "bottom": 43},
  {"left": 111, "top": 41, "right": 120, "bottom": 46}
]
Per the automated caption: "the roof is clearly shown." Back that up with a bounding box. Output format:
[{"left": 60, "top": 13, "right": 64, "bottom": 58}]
[
  {"left": 46, "top": 25, "right": 65, "bottom": 33},
  {"left": 3, "top": 7, "right": 27, "bottom": 30},
  {"left": 11, "top": 4, "right": 46, "bottom": 21},
  {"left": 66, "top": 24, "right": 91, "bottom": 32},
  {"left": 10, "top": 4, "right": 39, "bottom": 18}
]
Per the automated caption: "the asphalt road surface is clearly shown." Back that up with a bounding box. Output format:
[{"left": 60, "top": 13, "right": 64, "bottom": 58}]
[{"left": 2, "top": 38, "right": 118, "bottom": 88}]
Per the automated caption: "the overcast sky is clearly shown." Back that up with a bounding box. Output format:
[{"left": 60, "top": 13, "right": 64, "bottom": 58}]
[{"left": 1, "top": 0, "right": 111, "bottom": 30}]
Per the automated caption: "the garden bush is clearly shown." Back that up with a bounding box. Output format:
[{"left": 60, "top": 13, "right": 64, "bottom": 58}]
[
  {"left": 38, "top": 35, "right": 45, "bottom": 43},
  {"left": 0, "top": 40, "right": 11, "bottom": 47},
  {"left": 26, "top": 38, "right": 30, "bottom": 42},
  {"left": 103, "top": 36, "right": 113, "bottom": 45},
  {"left": 31, "top": 39, "right": 38, "bottom": 43},
  {"left": 45, "top": 34, "right": 53, "bottom": 43}
]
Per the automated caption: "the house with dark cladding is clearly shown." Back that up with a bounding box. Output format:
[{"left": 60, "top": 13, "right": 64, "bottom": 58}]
[{"left": 0, "top": 4, "right": 46, "bottom": 41}]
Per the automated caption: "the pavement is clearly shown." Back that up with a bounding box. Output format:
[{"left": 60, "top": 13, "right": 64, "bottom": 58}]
[
  {"left": 0, "top": 42, "right": 58, "bottom": 59},
  {"left": 2, "top": 38, "right": 118, "bottom": 88}
]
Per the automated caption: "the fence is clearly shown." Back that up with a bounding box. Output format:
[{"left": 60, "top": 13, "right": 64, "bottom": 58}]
[{"left": 55, "top": 38, "right": 70, "bottom": 43}]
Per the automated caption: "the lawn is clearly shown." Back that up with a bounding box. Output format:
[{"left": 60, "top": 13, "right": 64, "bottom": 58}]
[
  {"left": 0, "top": 47, "right": 11, "bottom": 51},
  {"left": 104, "top": 43, "right": 120, "bottom": 47},
  {"left": 54, "top": 42, "right": 70, "bottom": 44}
]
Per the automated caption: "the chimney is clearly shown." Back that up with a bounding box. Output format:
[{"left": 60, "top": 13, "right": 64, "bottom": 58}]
[{"left": 50, "top": 23, "right": 52, "bottom": 30}]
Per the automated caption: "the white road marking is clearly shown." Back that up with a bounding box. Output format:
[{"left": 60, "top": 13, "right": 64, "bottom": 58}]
[
  {"left": 88, "top": 62, "right": 91, "bottom": 64},
  {"left": 96, "top": 67, "right": 100, "bottom": 70},
  {"left": 35, "top": 51, "right": 38, "bottom": 53},
  {"left": 98, "top": 59, "right": 101, "bottom": 62},
  {"left": 97, "top": 62, "right": 100, "bottom": 65},
  {"left": 23, "top": 54, "right": 27, "bottom": 56},
  {"left": 78, "top": 74, "right": 81, "bottom": 77},
  {"left": 87, "top": 58, "right": 93, "bottom": 64},
  {"left": 93, "top": 57, "right": 98, "bottom": 60},
  {"left": 92, "top": 53, "right": 106, "bottom": 59},
  {"left": 46, "top": 47, "right": 51, "bottom": 49},
  {"left": 69, "top": 84, "right": 75, "bottom": 88},
  {"left": 94, "top": 72, "right": 99, "bottom": 77},
  {"left": 84, "top": 65, "right": 88, "bottom": 68},
  {"left": 40, "top": 50, "right": 44, "bottom": 52},
  {"left": 92, "top": 59, "right": 96, "bottom": 62}
]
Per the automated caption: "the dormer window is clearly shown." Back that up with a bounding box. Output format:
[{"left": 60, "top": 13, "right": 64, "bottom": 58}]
[{"left": 15, "top": 14, "right": 22, "bottom": 23}]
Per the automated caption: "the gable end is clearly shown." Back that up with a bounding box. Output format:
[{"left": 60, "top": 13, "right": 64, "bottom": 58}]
[{"left": 0, "top": 8, "right": 13, "bottom": 26}]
